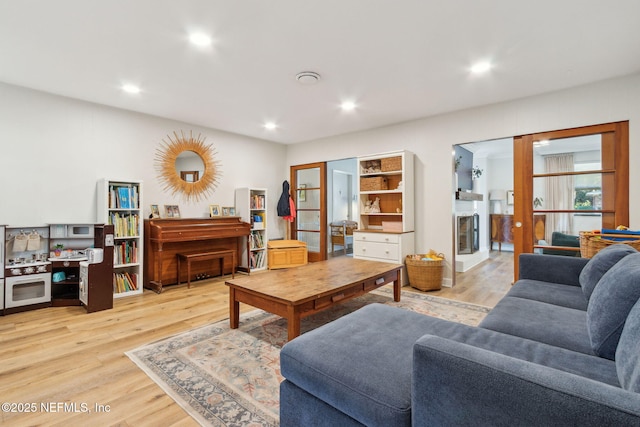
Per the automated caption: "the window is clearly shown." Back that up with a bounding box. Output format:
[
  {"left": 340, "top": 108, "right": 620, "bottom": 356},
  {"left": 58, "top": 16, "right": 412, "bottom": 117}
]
[{"left": 574, "top": 162, "right": 602, "bottom": 211}]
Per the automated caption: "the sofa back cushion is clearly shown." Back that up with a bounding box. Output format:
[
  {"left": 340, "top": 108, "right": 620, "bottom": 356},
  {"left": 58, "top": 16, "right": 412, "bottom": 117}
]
[
  {"left": 587, "top": 253, "right": 640, "bottom": 359},
  {"left": 579, "top": 243, "right": 637, "bottom": 300},
  {"left": 616, "top": 297, "right": 640, "bottom": 391}
]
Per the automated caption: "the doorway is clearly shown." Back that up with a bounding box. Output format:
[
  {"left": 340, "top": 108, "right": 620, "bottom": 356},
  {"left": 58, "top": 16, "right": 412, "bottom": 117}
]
[
  {"left": 452, "top": 121, "right": 629, "bottom": 286},
  {"left": 452, "top": 138, "right": 514, "bottom": 277},
  {"left": 290, "top": 162, "right": 327, "bottom": 262},
  {"left": 513, "top": 121, "right": 629, "bottom": 279},
  {"left": 290, "top": 159, "right": 358, "bottom": 262}
]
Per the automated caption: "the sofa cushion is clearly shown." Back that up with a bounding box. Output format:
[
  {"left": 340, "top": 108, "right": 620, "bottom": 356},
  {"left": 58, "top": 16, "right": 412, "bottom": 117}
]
[
  {"left": 616, "top": 298, "right": 640, "bottom": 392},
  {"left": 587, "top": 252, "right": 640, "bottom": 360},
  {"left": 423, "top": 318, "right": 618, "bottom": 386},
  {"left": 579, "top": 243, "right": 637, "bottom": 300},
  {"left": 479, "top": 296, "right": 593, "bottom": 355},
  {"left": 508, "top": 279, "right": 588, "bottom": 311}
]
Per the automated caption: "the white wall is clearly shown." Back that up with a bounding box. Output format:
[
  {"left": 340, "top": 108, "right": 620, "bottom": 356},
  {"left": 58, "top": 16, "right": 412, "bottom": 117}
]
[
  {"left": 0, "top": 82, "right": 288, "bottom": 240},
  {"left": 286, "top": 72, "right": 640, "bottom": 282}
]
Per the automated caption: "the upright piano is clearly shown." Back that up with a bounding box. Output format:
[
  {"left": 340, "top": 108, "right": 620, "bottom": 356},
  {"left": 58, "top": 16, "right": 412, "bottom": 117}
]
[{"left": 144, "top": 217, "right": 251, "bottom": 293}]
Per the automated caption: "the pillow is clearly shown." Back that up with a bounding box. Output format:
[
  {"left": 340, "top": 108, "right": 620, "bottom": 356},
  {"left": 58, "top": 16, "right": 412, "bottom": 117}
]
[
  {"left": 616, "top": 297, "right": 640, "bottom": 391},
  {"left": 587, "top": 253, "right": 640, "bottom": 359},
  {"left": 579, "top": 243, "right": 637, "bottom": 300}
]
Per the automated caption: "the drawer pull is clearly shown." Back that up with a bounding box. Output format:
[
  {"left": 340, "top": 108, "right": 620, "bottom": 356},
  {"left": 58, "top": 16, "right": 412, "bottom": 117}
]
[
  {"left": 375, "top": 277, "right": 385, "bottom": 285},
  {"left": 331, "top": 293, "right": 345, "bottom": 302}
]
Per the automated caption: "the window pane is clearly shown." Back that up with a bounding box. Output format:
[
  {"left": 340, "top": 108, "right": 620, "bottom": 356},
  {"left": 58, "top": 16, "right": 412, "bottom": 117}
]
[
  {"left": 533, "top": 211, "right": 601, "bottom": 247},
  {"left": 297, "top": 168, "right": 320, "bottom": 187},
  {"left": 297, "top": 211, "right": 320, "bottom": 231},
  {"left": 296, "top": 231, "right": 320, "bottom": 252},
  {"left": 533, "top": 135, "right": 602, "bottom": 175},
  {"left": 533, "top": 174, "right": 603, "bottom": 211}
]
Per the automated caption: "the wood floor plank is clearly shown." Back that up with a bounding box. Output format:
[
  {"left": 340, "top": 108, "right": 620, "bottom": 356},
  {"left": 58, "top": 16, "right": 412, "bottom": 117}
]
[{"left": 0, "top": 253, "right": 513, "bottom": 425}]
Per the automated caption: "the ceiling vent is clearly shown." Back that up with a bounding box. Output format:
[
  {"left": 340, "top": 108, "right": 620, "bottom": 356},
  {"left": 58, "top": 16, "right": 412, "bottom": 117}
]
[{"left": 296, "top": 71, "right": 321, "bottom": 85}]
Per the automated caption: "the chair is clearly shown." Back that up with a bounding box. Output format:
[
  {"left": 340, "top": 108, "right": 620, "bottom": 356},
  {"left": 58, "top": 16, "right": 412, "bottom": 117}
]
[
  {"left": 542, "top": 231, "right": 581, "bottom": 257},
  {"left": 330, "top": 220, "right": 358, "bottom": 254}
]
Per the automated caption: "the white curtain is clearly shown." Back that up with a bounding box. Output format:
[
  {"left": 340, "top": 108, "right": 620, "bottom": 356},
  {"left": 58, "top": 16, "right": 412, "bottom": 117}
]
[{"left": 544, "top": 154, "right": 575, "bottom": 242}]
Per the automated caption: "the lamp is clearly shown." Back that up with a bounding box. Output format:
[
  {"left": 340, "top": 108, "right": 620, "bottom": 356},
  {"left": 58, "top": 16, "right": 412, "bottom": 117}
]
[{"left": 490, "top": 189, "right": 506, "bottom": 214}]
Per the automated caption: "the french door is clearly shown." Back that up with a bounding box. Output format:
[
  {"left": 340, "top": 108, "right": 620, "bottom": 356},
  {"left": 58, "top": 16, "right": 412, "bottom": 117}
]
[
  {"left": 513, "top": 121, "right": 629, "bottom": 279},
  {"left": 290, "top": 162, "right": 327, "bottom": 262}
]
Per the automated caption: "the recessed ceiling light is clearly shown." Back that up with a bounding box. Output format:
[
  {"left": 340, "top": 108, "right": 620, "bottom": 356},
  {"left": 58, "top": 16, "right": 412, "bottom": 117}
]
[
  {"left": 264, "top": 122, "right": 277, "bottom": 130},
  {"left": 341, "top": 101, "right": 356, "bottom": 111},
  {"left": 470, "top": 61, "right": 492, "bottom": 74},
  {"left": 122, "top": 84, "right": 140, "bottom": 94},
  {"left": 189, "top": 32, "right": 212, "bottom": 47}
]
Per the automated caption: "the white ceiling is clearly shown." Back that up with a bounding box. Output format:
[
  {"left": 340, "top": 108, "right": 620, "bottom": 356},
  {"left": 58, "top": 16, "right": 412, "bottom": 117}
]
[{"left": 1, "top": 1, "right": 639, "bottom": 145}]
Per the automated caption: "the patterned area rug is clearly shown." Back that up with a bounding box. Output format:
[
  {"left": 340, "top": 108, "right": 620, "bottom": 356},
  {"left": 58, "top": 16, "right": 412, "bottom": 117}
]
[{"left": 126, "top": 287, "right": 490, "bottom": 426}]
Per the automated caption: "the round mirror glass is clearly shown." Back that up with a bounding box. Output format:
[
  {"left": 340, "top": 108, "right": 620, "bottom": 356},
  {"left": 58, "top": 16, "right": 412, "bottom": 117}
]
[{"left": 175, "top": 150, "right": 205, "bottom": 182}]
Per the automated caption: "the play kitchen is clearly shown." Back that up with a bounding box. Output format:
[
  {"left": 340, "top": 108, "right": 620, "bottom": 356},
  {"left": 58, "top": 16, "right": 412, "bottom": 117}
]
[
  {"left": 4, "top": 226, "right": 52, "bottom": 314},
  {"left": 2, "top": 224, "right": 113, "bottom": 315}
]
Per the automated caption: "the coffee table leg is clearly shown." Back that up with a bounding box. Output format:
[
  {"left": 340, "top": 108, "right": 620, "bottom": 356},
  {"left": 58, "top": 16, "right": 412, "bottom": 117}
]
[
  {"left": 393, "top": 271, "right": 401, "bottom": 302},
  {"left": 229, "top": 287, "right": 239, "bottom": 329},
  {"left": 287, "top": 305, "right": 301, "bottom": 340}
]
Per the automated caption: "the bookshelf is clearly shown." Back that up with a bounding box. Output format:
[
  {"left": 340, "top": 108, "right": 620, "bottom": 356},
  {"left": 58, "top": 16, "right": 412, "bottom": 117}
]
[
  {"left": 97, "top": 179, "right": 143, "bottom": 298},
  {"left": 354, "top": 151, "right": 415, "bottom": 285},
  {"left": 235, "top": 187, "right": 268, "bottom": 271}
]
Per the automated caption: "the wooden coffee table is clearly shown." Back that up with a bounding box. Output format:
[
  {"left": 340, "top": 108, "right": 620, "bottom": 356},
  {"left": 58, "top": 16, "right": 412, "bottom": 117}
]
[{"left": 225, "top": 257, "right": 402, "bottom": 340}]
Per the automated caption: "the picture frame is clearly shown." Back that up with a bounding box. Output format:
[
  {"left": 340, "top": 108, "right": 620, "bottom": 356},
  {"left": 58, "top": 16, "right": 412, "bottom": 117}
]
[
  {"left": 209, "top": 204, "right": 221, "bottom": 217},
  {"left": 298, "top": 184, "right": 306, "bottom": 202},
  {"left": 164, "top": 204, "right": 181, "bottom": 218},
  {"left": 150, "top": 204, "right": 160, "bottom": 218},
  {"left": 222, "top": 206, "right": 233, "bottom": 216},
  {"left": 228, "top": 207, "right": 236, "bottom": 216},
  {"left": 507, "top": 190, "right": 515, "bottom": 206}
]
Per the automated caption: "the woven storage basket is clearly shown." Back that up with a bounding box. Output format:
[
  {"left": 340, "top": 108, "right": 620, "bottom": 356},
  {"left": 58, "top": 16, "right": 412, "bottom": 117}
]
[
  {"left": 579, "top": 231, "right": 640, "bottom": 258},
  {"left": 360, "top": 176, "right": 388, "bottom": 191},
  {"left": 406, "top": 254, "right": 444, "bottom": 291},
  {"left": 381, "top": 156, "right": 402, "bottom": 172}
]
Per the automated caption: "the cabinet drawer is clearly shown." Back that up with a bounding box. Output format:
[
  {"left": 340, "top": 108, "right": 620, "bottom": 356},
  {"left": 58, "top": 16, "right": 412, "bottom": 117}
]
[
  {"left": 354, "top": 232, "right": 399, "bottom": 244},
  {"left": 353, "top": 240, "right": 399, "bottom": 261}
]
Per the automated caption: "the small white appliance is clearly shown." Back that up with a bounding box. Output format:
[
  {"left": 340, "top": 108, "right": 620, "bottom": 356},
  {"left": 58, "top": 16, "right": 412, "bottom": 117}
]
[{"left": 85, "top": 248, "right": 104, "bottom": 264}]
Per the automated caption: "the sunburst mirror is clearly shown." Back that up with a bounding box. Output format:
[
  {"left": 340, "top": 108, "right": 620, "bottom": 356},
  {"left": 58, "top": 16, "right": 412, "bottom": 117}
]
[{"left": 155, "top": 131, "right": 221, "bottom": 202}]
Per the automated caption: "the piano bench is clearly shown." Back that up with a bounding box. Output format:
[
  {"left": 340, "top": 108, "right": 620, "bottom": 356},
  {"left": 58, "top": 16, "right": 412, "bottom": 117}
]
[{"left": 176, "top": 249, "right": 236, "bottom": 288}]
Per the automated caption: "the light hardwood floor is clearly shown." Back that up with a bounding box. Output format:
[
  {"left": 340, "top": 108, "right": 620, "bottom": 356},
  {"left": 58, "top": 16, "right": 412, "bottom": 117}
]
[{"left": 0, "top": 252, "right": 514, "bottom": 426}]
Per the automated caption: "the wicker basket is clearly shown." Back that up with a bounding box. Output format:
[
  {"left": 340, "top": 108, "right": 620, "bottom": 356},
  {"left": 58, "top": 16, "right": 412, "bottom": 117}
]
[
  {"left": 360, "top": 176, "right": 388, "bottom": 191},
  {"left": 579, "top": 231, "right": 640, "bottom": 258},
  {"left": 406, "top": 254, "right": 444, "bottom": 291},
  {"left": 381, "top": 156, "right": 402, "bottom": 172}
]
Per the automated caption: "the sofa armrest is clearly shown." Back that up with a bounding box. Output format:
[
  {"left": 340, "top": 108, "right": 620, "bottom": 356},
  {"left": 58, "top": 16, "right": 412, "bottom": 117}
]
[
  {"left": 412, "top": 335, "right": 640, "bottom": 426},
  {"left": 518, "top": 253, "right": 588, "bottom": 286}
]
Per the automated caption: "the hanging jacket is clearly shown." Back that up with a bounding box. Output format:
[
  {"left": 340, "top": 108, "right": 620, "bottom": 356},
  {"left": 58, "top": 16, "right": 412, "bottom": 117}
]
[
  {"left": 283, "top": 196, "right": 296, "bottom": 222},
  {"left": 277, "top": 180, "right": 291, "bottom": 217}
]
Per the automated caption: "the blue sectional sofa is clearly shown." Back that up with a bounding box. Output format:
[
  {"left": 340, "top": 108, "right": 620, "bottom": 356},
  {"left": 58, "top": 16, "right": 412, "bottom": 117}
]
[{"left": 280, "top": 244, "right": 640, "bottom": 426}]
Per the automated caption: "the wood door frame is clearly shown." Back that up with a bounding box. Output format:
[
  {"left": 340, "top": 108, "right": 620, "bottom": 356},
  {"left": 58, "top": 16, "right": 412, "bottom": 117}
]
[
  {"left": 290, "top": 162, "right": 327, "bottom": 262},
  {"left": 513, "top": 121, "right": 629, "bottom": 280}
]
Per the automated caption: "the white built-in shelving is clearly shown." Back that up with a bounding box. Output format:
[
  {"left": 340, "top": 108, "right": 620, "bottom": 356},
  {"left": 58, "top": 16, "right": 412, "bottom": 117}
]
[
  {"left": 97, "top": 179, "right": 143, "bottom": 298},
  {"left": 235, "top": 188, "right": 268, "bottom": 271}
]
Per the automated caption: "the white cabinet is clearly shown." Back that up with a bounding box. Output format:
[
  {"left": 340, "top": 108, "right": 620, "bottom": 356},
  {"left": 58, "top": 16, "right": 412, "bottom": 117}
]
[
  {"left": 235, "top": 188, "right": 267, "bottom": 271},
  {"left": 97, "top": 179, "right": 143, "bottom": 298},
  {"left": 354, "top": 151, "right": 414, "bottom": 285}
]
